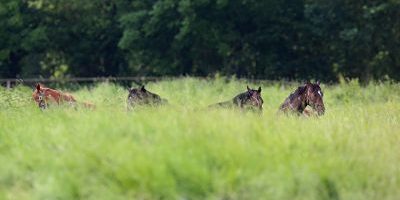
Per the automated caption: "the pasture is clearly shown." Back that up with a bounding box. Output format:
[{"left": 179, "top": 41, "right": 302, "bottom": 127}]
[{"left": 0, "top": 77, "right": 399, "bottom": 200}]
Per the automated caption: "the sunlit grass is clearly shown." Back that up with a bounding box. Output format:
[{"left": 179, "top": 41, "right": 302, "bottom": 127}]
[{"left": 0, "top": 77, "right": 399, "bottom": 199}]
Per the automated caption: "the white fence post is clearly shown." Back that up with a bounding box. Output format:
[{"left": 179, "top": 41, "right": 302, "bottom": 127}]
[{"left": 6, "top": 80, "right": 11, "bottom": 89}]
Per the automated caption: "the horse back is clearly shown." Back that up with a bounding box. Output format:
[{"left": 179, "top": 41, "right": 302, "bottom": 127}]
[
  {"left": 279, "top": 96, "right": 291, "bottom": 110},
  {"left": 209, "top": 100, "right": 234, "bottom": 108},
  {"left": 232, "top": 92, "right": 248, "bottom": 107},
  {"left": 61, "top": 93, "right": 77, "bottom": 102},
  {"left": 81, "top": 101, "right": 96, "bottom": 109}
]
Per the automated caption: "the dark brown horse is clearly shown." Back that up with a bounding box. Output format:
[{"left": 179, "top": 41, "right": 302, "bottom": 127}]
[
  {"left": 279, "top": 81, "right": 325, "bottom": 116},
  {"left": 32, "top": 84, "right": 95, "bottom": 110},
  {"left": 127, "top": 85, "right": 168, "bottom": 110},
  {"left": 210, "top": 86, "right": 263, "bottom": 112}
]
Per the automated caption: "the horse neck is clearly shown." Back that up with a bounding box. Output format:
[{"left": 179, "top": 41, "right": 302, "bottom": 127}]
[
  {"left": 146, "top": 91, "right": 161, "bottom": 101},
  {"left": 233, "top": 92, "right": 247, "bottom": 103},
  {"left": 285, "top": 89, "right": 307, "bottom": 112},
  {"left": 43, "top": 88, "right": 66, "bottom": 103},
  {"left": 296, "top": 90, "right": 309, "bottom": 111},
  {"left": 62, "top": 93, "right": 76, "bottom": 102},
  {"left": 52, "top": 88, "right": 77, "bottom": 102}
]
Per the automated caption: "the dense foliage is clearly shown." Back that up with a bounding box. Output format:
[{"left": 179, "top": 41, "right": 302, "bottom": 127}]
[{"left": 1, "top": 0, "right": 399, "bottom": 81}]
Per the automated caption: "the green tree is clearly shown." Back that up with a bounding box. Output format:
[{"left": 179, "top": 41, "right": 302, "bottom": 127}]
[
  {"left": 0, "top": 0, "right": 47, "bottom": 78},
  {"left": 32, "top": 0, "right": 125, "bottom": 77},
  {"left": 1, "top": 0, "right": 399, "bottom": 82},
  {"left": 304, "top": 0, "right": 400, "bottom": 82},
  {"left": 118, "top": 0, "right": 315, "bottom": 79}
]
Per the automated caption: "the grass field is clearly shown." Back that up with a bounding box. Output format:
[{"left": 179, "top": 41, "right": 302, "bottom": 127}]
[{"left": 0, "top": 77, "right": 399, "bottom": 200}]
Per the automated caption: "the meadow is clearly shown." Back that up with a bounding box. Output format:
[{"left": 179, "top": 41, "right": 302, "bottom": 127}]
[{"left": 0, "top": 77, "right": 399, "bottom": 200}]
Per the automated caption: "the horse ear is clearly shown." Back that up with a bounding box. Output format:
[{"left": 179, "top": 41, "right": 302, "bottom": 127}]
[
  {"left": 247, "top": 85, "right": 251, "bottom": 91},
  {"left": 305, "top": 80, "right": 311, "bottom": 85},
  {"left": 36, "top": 83, "right": 41, "bottom": 91},
  {"left": 316, "top": 80, "right": 321, "bottom": 85},
  {"left": 141, "top": 85, "right": 146, "bottom": 92},
  {"left": 257, "top": 86, "right": 262, "bottom": 93}
]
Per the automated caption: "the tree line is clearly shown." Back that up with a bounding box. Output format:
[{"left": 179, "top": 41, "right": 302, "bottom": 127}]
[{"left": 0, "top": 0, "right": 399, "bottom": 82}]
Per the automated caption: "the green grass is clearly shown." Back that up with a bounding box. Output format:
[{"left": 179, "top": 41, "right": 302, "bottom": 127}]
[{"left": 0, "top": 77, "right": 399, "bottom": 200}]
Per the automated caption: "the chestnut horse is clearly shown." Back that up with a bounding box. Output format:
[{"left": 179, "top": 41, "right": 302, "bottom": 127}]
[{"left": 32, "top": 84, "right": 94, "bottom": 110}]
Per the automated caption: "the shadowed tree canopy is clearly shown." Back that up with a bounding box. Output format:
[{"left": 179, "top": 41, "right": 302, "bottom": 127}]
[{"left": 0, "top": 0, "right": 399, "bottom": 82}]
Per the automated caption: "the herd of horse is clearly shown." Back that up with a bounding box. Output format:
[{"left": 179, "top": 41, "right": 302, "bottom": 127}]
[{"left": 32, "top": 81, "right": 325, "bottom": 116}]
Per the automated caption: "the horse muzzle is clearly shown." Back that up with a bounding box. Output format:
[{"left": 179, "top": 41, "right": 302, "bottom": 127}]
[
  {"left": 39, "top": 102, "right": 47, "bottom": 110},
  {"left": 316, "top": 105, "right": 325, "bottom": 115}
]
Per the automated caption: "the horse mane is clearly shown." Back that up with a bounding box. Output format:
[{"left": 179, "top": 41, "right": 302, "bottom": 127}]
[
  {"left": 288, "top": 85, "right": 307, "bottom": 101},
  {"left": 35, "top": 83, "right": 48, "bottom": 90},
  {"left": 36, "top": 84, "right": 64, "bottom": 94}
]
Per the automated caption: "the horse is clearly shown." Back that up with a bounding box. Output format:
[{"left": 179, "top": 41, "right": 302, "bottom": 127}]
[
  {"left": 32, "top": 83, "right": 95, "bottom": 110},
  {"left": 209, "top": 86, "right": 263, "bottom": 112},
  {"left": 127, "top": 85, "right": 168, "bottom": 110},
  {"left": 279, "top": 81, "right": 325, "bottom": 116}
]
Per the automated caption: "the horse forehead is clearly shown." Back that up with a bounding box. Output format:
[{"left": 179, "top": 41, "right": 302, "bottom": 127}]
[
  {"left": 129, "top": 89, "right": 141, "bottom": 95},
  {"left": 248, "top": 90, "right": 260, "bottom": 96},
  {"left": 33, "top": 89, "right": 44, "bottom": 96},
  {"left": 312, "top": 84, "right": 321, "bottom": 91},
  {"left": 249, "top": 92, "right": 262, "bottom": 103},
  {"left": 310, "top": 85, "right": 322, "bottom": 96}
]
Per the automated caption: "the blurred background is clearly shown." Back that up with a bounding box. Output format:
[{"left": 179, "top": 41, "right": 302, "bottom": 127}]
[{"left": 0, "top": 0, "right": 399, "bottom": 82}]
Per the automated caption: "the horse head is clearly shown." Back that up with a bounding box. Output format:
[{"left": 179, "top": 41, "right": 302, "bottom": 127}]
[
  {"left": 243, "top": 86, "right": 263, "bottom": 111},
  {"left": 33, "top": 84, "right": 48, "bottom": 110},
  {"left": 127, "top": 85, "right": 166, "bottom": 109},
  {"left": 304, "top": 81, "right": 325, "bottom": 115}
]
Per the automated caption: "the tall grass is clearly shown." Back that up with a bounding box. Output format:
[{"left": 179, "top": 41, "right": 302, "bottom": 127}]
[{"left": 0, "top": 77, "right": 399, "bottom": 200}]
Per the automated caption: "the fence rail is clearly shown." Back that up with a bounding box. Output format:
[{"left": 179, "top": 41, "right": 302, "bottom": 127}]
[
  {"left": 0, "top": 76, "right": 287, "bottom": 89},
  {"left": 0, "top": 77, "right": 165, "bottom": 89}
]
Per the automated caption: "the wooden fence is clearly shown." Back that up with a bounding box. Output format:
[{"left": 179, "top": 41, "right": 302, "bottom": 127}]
[
  {"left": 0, "top": 77, "right": 165, "bottom": 89},
  {"left": 0, "top": 76, "right": 284, "bottom": 89}
]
